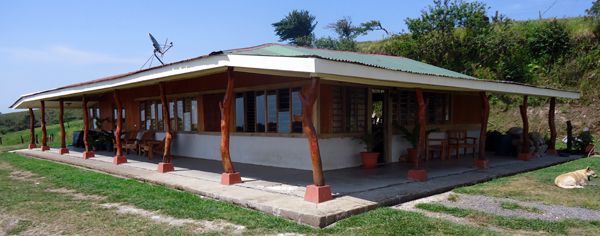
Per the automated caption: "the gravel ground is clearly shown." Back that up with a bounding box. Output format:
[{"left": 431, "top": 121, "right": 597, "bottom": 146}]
[{"left": 394, "top": 191, "right": 600, "bottom": 222}]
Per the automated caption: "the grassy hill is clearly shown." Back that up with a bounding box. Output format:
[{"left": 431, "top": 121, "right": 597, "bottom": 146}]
[
  {"left": 357, "top": 16, "right": 600, "bottom": 142},
  {"left": 0, "top": 109, "right": 83, "bottom": 135},
  {"left": 0, "top": 120, "right": 84, "bottom": 151}
]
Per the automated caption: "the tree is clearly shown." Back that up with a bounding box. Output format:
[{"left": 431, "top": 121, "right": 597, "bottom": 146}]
[
  {"left": 586, "top": 1, "right": 600, "bottom": 19},
  {"left": 316, "top": 17, "right": 384, "bottom": 51},
  {"left": 405, "top": 0, "right": 489, "bottom": 38},
  {"left": 272, "top": 10, "right": 317, "bottom": 47}
]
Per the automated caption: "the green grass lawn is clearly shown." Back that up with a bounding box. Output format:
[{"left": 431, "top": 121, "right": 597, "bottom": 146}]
[
  {"left": 455, "top": 156, "right": 600, "bottom": 210},
  {"left": 0, "top": 151, "right": 497, "bottom": 235},
  {"left": 0, "top": 120, "right": 84, "bottom": 151}
]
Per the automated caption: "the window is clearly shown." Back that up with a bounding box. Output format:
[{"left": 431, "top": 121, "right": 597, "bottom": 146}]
[
  {"left": 139, "top": 97, "right": 197, "bottom": 132},
  {"left": 235, "top": 87, "right": 303, "bottom": 133},
  {"left": 394, "top": 91, "right": 451, "bottom": 125},
  {"left": 89, "top": 104, "right": 100, "bottom": 129},
  {"left": 112, "top": 104, "right": 125, "bottom": 129},
  {"left": 331, "top": 86, "right": 367, "bottom": 133}
]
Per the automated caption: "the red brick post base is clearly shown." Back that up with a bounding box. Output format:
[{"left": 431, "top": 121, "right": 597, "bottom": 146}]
[
  {"left": 113, "top": 156, "right": 127, "bottom": 165},
  {"left": 28, "top": 144, "right": 37, "bottom": 149},
  {"left": 407, "top": 169, "right": 428, "bottom": 181},
  {"left": 41, "top": 146, "right": 50, "bottom": 151},
  {"left": 473, "top": 160, "right": 490, "bottom": 169},
  {"left": 518, "top": 153, "right": 532, "bottom": 161},
  {"left": 546, "top": 149, "right": 558, "bottom": 155},
  {"left": 157, "top": 163, "right": 174, "bottom": 173},
  {"left": 304, "top": 185, "right": 333, "bottom": 203},
  {"left": 59, "top": 148, "right": 69, "bottom": 155},
  {"left": 83, "top": 152, "right": 95, "bottom": 159},
  {"left": 221, "top": 172, "right": 242, "bottom": 185}
]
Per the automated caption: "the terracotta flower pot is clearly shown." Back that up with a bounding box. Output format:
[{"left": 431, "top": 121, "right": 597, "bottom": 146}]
[
  {"left": 407, "top": 148, "right": 423, "bottom": 163},
  {"left": 585, "top": 144, "right": 594, "bottom": 153},
  {"left": 360, "top": 152, "right": 379, "bottom": 169}
]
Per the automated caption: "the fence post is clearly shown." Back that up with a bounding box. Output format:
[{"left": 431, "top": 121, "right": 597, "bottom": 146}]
[
  {"left": 21, "top": 136, "right": 24, "bottom": 144},
  {"left": 36, "top": 134, "right": 39, "bottom": 144}
]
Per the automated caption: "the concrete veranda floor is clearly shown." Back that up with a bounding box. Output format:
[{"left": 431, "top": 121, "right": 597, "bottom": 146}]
[{"left": 12, "top": 146, "right": 582, "bottom": 228}]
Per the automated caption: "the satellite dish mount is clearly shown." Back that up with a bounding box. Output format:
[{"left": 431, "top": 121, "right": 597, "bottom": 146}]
[{"left": 141, "top": 33, "right": 173, "bottom": 69}]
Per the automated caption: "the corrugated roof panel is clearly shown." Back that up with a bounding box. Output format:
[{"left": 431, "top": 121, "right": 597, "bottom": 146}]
[{"left": 223, "top": 44, "right": 479, "bottom": 81}]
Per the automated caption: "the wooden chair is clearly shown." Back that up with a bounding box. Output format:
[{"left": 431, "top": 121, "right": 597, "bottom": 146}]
[
  {"left": 117, "top": 130, "right": 139, "bottom": 154},
  {"left": 426, "top": 137, "right": 447, "bottom": 161},
  {"left": 447, "top": 130, "right": 477, "bottom": 159},
  {"left": 139, "top": 138, "right": 165, "bottom": 160},
  {"left": 135, "top": 131, "right": 156, "bottom": 156}
]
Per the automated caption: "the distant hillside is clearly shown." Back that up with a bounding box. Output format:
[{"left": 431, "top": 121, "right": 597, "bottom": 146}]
[
  {"left": 0, "top": 109, "right": 83, "bottom": 134},
  {"left": 357, "top": 16, "right": 600, "bottom": 139}
]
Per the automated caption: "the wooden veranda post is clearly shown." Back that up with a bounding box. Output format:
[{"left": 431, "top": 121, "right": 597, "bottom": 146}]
[
  {"left": 479, "top": 92, "right": 491, "bottom": 160},
  {"left": 519, "top": 96, "right": 531, "bottom": 160},
  {"left": 28, "top": 108, "right": 36, "bottom": 149},
  {"left": 295, "top": 77, "right": 324, "bottom": 186},
  {"left": 58, "top": 98, "right": 69, "bottom": 154},
  {"left": 40, "top": 100, "right": 49, "bottom": 151},
  {"left": 473, "top": 92, "right": 492, "bottom": 169},
  {"left": 82, "top": 95, "right": 94, "bottom": 159},
  {"left": 547, "top": 97, "right": 558, "bottom": 154},
  {"left": 113, "top": 90, "right": 127, "bottom": 165},
  {"left": 414, "top": 88, "right": 429, "bottom": 170},
  {"left": 219, "top": 67, "right": 241, "bottom": 184},
  {"left": 407, "top": 88, "right": 429, "bottom": 181},
  {"left": 295, "top": 77, "right": 332, "bottom": 203},
  {"left": 157, "top": 82, "right": 175, "bottom": 173}
]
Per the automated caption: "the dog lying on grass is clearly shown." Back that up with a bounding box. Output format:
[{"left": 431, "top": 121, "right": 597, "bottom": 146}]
[{"left": 555, "top": 166, "right": 598, "bottom": 189}]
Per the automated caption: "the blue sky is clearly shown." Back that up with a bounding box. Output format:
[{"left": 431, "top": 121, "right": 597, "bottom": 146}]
[{"left": 0, "top": 0, "right": 591, "bottom": 114}]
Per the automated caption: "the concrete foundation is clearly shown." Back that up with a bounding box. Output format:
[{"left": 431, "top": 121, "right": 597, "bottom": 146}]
[{"left": 12, "top": 147, "right": 581, "bottom": 228}]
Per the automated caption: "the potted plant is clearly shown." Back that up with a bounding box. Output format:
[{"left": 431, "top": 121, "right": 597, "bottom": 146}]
[
  {"left": 393, "top": 123, "right": 440, "bottom": 163},
  {"left": 354, "top": 129, "right": 383, "bottom": 169},
  {"left": 578, "top": 131, "right": 595, "bottom": 153}
]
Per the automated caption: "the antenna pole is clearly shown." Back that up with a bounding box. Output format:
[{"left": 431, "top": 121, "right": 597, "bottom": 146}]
[{"left": 154, "top": 53, "right": 164, "bottom": 65}]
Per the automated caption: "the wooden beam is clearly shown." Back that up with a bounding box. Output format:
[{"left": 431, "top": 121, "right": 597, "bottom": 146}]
[
  {"left": 520, "top": 96, "right": 530, "bottom": 153},
  {"left": 294, "top": 77, "right": 325, "bottom": 186},
  {"left": 114, "top": 90, "right": 123, "bottom": 157},
  {"left": 219, "top": 67, "right": 236, "bottom": 173},
  {"left": 479, "top": 92, "right": 491, "bottom": 160},
  {"left": 548, "top": 97, "right": 557, "bottom": 150},
  {"left": 159, "top": 82, "right": 173, "bottom": 163},
  {"left": 29, "top": 108, "right": 35, "bottom": 145},
  {"left": 59, "top": 98, "right": 66, "bottom": 149},
  {"left": 83, "top": 95, "right": 90, "bottom": 152},
  {"left": 41, "top": 100, "right": 47, "bottom": 147},
  {"left": 414, "top": 88, "right": 429, "bottom": 169}
]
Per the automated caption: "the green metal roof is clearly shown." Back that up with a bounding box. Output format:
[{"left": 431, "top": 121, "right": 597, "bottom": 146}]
[{"left": 220, "top": 43, "right": 479, "bottom": 81}]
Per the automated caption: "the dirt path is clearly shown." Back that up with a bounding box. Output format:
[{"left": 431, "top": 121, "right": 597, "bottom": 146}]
[{"left": 394, "top": 191, "right": 600, "bottom": 222}]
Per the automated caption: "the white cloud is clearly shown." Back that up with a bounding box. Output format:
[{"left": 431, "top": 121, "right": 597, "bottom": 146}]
[{"left": 0, "top": 46, "right": 145, "bottom": 65}]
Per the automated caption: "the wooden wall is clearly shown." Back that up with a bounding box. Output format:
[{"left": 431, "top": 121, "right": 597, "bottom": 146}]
[
  {"left": 96, "top": 71, "right": 308, "bottom": 132},
  {"left": 452, "top": 94, "right": 482, "bottom": 124}
]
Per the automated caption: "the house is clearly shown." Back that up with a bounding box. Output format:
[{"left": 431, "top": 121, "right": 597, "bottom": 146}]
[{"left": 10, "top": 43, "right": 579, "bottom": 202}]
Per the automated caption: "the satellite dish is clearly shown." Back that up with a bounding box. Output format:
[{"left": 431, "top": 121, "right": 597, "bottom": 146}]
[{"left": 141, "top": 33, "right": 173, "bottom": 69}]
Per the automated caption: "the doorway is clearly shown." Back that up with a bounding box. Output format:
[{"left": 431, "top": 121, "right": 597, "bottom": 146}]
[{"left": 371, "top": 89, "right": 386, "bottom": 163}]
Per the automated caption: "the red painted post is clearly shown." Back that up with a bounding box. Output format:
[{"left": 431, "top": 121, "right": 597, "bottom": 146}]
[
  {"left": 40, "top": 101, "right": 49, "bottom": 151},
  {"left": 158, "top": 82, "right": 174, "bottom": 173},
  {"left": 219, "top": 67, "right": 241, "bottom": 184},
  {"left": 546, "top": 97, "right": 558, "bottom": 154},
  {"left": 408, "top": 88, "right": 429, "bottom": 181},
  {"left": 518, "top": 96, "right": 531, "bottom": 161},
  {"left": 28, "top": 108, "right": 37, "bottom": 149},
  {"left": 113, "top": 90, "right": 127, "bottom": 165},
  {"left": 58, "top": 98, "right": 69, "bottom": 154},
  {"left": 82, "top": 95, "right": 95, "bottom": 159}
]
